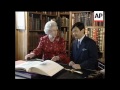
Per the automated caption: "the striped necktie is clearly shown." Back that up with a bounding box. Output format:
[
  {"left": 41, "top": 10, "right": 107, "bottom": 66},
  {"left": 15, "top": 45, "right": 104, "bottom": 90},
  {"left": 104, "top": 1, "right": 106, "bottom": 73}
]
[{"left": 77, "top": 41, "right": 81, "bottom": 49}]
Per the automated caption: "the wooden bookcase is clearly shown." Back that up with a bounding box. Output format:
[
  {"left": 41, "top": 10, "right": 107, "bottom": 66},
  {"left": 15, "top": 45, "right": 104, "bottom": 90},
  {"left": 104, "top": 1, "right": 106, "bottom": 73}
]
[{"left": 26, "top": 11, "right": 105, "bottom": 63}]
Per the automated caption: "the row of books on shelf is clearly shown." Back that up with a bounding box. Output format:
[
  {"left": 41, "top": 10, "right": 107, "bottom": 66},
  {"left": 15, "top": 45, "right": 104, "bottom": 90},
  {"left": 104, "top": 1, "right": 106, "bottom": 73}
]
[
  {"left": 29, "top": 32, "right": 45, "bottom": 50},
  {"left": 60, "top": 16, "right": 69, "bottom": 27},
  {"left": 94, "top": 22, "right": 104, "bottom": 26},
  {"left": 42, "top": 11, "right": 58, "bottom": 15},
  {"left": 60, "top": 11, "right": 69, "bottom": 14},
  {"left": 72, "top": 12, "right": 104, "bottom": 26},
  {"left": 29, "top": 15, "right": 69, "bottom": 30},
  {"left": 29, "top": 17, "right": 41, "bottom": 30},
  {"left": 41, "top": 11, "right": 69, "bottom": 14},
  {"left": 32, "top": 11, "right": 58, "bottom": 15},
  {"left": 85, "top": 28, "right": 105, "bottom": 52},
  {"left": 60, "top": 28, "right": 69, "bottom": 40},
  {"left": 60, "top": 28, "right": 69, "bottom": 50},
  {"left": 31, "top": 11, "right": 70, "bottom": 15}
]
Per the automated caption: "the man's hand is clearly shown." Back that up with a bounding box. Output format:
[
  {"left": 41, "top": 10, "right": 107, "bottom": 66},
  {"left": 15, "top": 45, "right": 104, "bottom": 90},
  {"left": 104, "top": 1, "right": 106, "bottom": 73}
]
[
  {"left": 72, "top": 64, "right": 81, "bottom": 69},
  {"left": 51, "top": 56, "right": 60, "bottom": 61},
  {"left": 69, "top": 61, "right": 75, "bottom": 66}
]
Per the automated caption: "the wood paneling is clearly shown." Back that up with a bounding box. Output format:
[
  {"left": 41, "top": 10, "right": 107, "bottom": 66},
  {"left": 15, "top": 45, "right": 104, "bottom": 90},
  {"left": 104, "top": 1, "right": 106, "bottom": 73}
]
[{"left": 15, "top": 12, "right": 28, "bottom": 60}]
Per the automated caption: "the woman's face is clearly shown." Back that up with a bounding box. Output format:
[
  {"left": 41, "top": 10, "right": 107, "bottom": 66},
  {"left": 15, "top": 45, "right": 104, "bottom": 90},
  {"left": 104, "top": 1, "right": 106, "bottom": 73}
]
[{"left": 48, "top": 27, "right": 58, "bottom": 38}]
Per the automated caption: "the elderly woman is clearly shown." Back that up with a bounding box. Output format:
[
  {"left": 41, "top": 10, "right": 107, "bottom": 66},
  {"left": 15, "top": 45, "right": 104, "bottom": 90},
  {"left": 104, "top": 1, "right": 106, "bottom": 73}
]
[{"left": 25, "top": 20, "right": 70, "bottom": 64}]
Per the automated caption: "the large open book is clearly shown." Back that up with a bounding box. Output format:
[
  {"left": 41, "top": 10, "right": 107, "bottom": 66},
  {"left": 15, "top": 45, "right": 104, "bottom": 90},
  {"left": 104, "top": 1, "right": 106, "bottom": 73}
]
[{"left": 15, "top": 60, "right": 64, "bottom": 77}]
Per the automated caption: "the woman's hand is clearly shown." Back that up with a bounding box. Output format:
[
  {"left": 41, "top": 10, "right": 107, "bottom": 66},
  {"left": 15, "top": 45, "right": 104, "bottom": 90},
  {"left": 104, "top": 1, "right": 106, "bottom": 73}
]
[
  {"left": 51, "top": 56, "right": 60, "bottom": 61},
  {"left": 25, "top": 53, "right": 35, "bottom": 60}
]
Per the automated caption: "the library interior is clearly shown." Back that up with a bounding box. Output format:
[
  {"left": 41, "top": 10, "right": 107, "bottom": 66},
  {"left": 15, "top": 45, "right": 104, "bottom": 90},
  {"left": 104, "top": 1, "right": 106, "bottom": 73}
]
[{"left": 15, "top": 11, "right": 105, "bottom": 79}]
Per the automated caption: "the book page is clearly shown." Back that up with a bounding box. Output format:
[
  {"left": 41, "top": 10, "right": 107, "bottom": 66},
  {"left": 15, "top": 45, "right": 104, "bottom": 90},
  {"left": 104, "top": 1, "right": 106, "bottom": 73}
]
[
  {"left": 30, "top": 60, "right": 64, "bottom": 76},
  {"left": 15, "top": 60, "right": 26, "bottom": 65},
  {"left": 15, "top": 61, "right": 42, "bottom": 71}
]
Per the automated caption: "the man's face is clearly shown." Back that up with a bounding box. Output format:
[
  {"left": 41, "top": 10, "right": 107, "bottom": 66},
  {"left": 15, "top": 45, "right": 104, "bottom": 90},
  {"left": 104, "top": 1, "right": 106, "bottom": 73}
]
[{"left": 72, "top": 26, "right": 84, "bottom": 39}]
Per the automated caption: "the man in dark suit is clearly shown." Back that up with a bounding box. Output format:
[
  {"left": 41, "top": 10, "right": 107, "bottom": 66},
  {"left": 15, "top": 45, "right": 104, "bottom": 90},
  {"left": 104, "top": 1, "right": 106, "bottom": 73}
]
[{"left": 69, "top": 22, "right": 98, "bottom": 70}]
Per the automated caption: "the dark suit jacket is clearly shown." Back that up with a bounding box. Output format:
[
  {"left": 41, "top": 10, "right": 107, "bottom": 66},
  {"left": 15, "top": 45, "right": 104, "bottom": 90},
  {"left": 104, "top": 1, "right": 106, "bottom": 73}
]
[{"left": 71, "top": 36, "right": 98, "bottom": 70}]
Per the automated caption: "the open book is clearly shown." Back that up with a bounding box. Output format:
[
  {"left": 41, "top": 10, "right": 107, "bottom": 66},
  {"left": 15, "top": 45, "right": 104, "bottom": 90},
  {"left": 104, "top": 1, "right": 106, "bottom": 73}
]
[{"left": 15, "top": 60, "right": 64, "bottom": 77}]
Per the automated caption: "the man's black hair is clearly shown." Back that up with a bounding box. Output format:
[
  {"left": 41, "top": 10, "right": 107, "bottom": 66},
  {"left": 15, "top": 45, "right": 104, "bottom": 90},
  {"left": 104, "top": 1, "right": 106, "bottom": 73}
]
[{"left": 71, "top": 22, "right": 85, "bottom": 31}]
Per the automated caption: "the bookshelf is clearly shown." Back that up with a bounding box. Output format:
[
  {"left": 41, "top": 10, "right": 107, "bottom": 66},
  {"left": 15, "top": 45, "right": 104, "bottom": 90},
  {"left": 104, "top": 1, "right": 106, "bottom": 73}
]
[
  {"left": 70, "top": 11, "right": 105, "bottom": 63},
  {"left": 58, "top": 12, "right": 70, "bottom": 55},
  {"left": 26, "top": 11, "right": 105, "bottom": 63}
]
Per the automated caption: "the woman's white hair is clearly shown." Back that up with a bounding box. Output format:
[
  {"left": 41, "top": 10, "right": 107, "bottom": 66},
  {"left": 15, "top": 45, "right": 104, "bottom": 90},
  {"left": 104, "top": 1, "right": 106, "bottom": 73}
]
[{"left": 44, "top": 20, "right": 58, "bottom": 34}]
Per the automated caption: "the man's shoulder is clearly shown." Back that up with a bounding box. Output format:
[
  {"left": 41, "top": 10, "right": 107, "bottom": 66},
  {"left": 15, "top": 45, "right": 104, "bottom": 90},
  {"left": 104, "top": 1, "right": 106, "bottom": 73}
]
[{"left": 84, "top": 36, "right": 96, "bottom": 44}]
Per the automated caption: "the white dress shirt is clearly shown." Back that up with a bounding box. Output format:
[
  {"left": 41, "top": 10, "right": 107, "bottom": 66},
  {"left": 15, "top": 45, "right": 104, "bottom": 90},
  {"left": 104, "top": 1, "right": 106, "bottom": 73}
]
[{"left": 78, "top": 35, "right": 85, "bottom": 45}]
